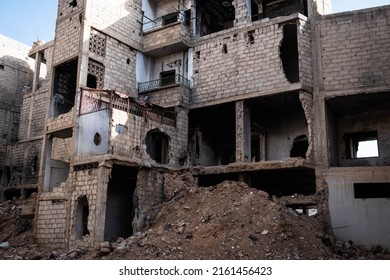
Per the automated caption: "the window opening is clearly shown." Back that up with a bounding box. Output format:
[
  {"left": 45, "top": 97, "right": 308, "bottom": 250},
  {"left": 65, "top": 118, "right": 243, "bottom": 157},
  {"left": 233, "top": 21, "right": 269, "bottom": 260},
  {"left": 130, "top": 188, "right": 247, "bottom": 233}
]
[
  {"left": 160, "top": 70, "right": 176, "bottom": 87},
  {"left": 344, "top": 131, "right": 379, "bottom": 159},
  {"left": 354, "top": 183, "right": 390, "bottom": 199},
  {"left": 52, "top": 59, "right": 78, "bottom": 117},
  {"left": 162, "top": 12, "right": 179, "bottom": 25}
]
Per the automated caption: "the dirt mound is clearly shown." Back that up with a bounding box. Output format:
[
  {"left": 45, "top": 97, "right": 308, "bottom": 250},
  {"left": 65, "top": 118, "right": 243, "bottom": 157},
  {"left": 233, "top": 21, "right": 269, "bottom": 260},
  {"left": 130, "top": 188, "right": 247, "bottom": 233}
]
[
  {"left": 1, "top": 179, "right": 389, "bottom": 260},
  {"left": 96, "top": 180, "right": 335, "bottom": 260}
]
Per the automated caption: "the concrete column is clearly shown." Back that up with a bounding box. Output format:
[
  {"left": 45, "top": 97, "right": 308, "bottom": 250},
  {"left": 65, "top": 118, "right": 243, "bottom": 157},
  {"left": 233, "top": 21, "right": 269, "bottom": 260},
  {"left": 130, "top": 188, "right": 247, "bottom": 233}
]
[
  {"left": 32, "top": 52, "right": 42, "bottom": 92},
  {"left": 235, "top": 100, "right": 251, "bottom": 162}
]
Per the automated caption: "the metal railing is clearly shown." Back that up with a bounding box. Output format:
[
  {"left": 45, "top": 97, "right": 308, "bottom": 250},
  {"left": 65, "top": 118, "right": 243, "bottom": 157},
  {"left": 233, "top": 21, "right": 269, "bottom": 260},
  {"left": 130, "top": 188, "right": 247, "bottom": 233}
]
[
  {"left": 142, "top": 11, "right": 186, "bottom": 32},
  {"left": 138, "top": 74, "right": 191, "bottom": 93}
]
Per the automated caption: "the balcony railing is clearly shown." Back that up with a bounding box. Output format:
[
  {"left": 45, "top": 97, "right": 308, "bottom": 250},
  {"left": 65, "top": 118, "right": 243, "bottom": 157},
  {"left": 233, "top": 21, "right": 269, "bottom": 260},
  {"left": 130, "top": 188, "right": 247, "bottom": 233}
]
[
  {"left": 138, "top": 74, "right": 191, "bottom": 93},
  {"left": 142, "top": 11, "right": 189, "bottom": 33}
]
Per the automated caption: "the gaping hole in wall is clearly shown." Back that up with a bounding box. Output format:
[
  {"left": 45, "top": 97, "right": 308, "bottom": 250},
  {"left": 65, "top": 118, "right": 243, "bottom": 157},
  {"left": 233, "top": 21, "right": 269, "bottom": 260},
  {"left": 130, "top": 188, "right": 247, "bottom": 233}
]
[
  {"left": 69, "top": 0, "right": 77, "bottom": 8},
  {"left": 326, "top": 93, "right": 390, "bottom": 167},
  {"left": 93, "top": 132, "right": 102, "bottom": 146},
  {"left": 290, "top": 134, "right": 308, "bottom": 158},
  {"left": 247, "top": 92, "right": 308, "bottom": 161},
  {"left": 104, "top": 165, "right": 137, "bottom": 242},
  {"left": 75, "top": 196, "right": 90, "bottom": 239},
  {"left": 354, "top": 183, "right": 390, "bottom": 199},
  {"left": 251, "top": 0, "right": 308, "bottom": 21},
  {"left": 52, "top": 59, "right": 78, "bottom": 117},
  {"left": 250, "top": 169, "right": 316, "bottom": 197},
  {"left": 280, "top": 24, "right": 299, "bottom": 83},
  {"left": 189, "top": 103, "right": 236, "bottom": 166},
  {"left": 344, "top": 131, "right": 379, "bottom": 159},
  {"left": 145, "top": 129, "right": 170, "bottom": 164},
  {"left": 43, "top": 133, "right": 72, "bottom": 192},
  {"left": 196, "top": 0, "right": 235, "bottom": 36}
]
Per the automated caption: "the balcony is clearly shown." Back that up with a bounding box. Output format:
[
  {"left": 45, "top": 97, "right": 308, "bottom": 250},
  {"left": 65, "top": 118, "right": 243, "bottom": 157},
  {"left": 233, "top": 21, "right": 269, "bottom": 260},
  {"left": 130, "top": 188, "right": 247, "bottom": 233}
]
[
  {"left": 142, "top": 11, "right": 190, "bottom": 33},
  {"left": 138, "top": 74, "right": 191, "bottom": 93},
  {"left": 138, "top": 74, "right": 191, "bottom": 107},
  {"left": 142, "top": 11, "right": 191, "bottom": 56}
]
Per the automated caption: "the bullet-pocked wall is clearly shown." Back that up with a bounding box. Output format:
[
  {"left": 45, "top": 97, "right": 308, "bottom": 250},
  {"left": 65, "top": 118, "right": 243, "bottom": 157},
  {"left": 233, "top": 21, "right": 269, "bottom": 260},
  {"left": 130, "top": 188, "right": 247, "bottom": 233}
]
[
  {"left": 318, "top": 7, "right": 390, "bottom": 91},
  {"left": 86, "top": 0, "right": 143, "bottom": 51},
  {"left": 191, "top": 15, "right": 310, "bottom": 105}
]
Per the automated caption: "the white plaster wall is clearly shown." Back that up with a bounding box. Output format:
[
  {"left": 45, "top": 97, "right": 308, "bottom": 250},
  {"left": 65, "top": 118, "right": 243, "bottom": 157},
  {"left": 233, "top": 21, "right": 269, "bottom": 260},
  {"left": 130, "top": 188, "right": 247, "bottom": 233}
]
[
  {"left": 77, "top": 110, "right": 110, "bottom": 155},
  {"left": 136, "top": 52, "right": 153, "bottom": 83},
  {"left": 327, "top": 169, "right": 390, "bottom": 249},
  {"left": 142, "top": 0, "right": 156, "bottom": 19}
]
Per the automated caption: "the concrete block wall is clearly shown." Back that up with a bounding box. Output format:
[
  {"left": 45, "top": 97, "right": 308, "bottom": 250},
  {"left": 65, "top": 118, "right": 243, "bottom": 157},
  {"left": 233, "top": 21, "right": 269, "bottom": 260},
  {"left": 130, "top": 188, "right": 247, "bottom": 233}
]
[
  {"left": 86, "top": 0, "right": 143, "bottom": 50},
  {"left": 139, "top": 86, "right": 191, "bottom": 108},
  {"left": 35, "top": 186, "right": 68, "bottom": 247},
  {"left": 5, "top": 140, "right": 43, "bottom": 187},
  {"left": 318, "top": 7, "right": 390, "bottom": 92},
  {"left": 0, "top": 35, "right": 34, "bottom": 174},
  {"left": 191, "top": 17, "right": 302, "bottom": 105},
  {"left": 88, "top": 29, "right": 138, "bottom": 96},
  {"left": 46, "top": 109, "right": 74, "bottom": 132},
  {"left": 68, "top": 168, "right": 98, "bottom": 248},
  {"left": 134, "top": 168, "right": 164, "bottom": 231},
  {"left": 298, "top": 18, "right": 313, "bottom": 90},
  {"left": 143, "top": 22, "right": 191, "bottom": 53},
  {"left": 57, "top": 0, "right": 85, "bottom": 19},
  {"left": 110, "top": 106, "right": 188, "bottom": 166},
  {"left": 52, "top": 137, "right": 72, "bottom": 162},
  {"left": 53, "top": 10, "right": 82, "bottom": 65}
]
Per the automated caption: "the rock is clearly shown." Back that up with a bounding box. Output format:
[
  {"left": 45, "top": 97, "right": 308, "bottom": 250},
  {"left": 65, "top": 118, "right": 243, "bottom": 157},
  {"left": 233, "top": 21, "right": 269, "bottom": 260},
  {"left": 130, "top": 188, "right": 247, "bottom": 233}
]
[
  {"left": 261, "top": 230, "right": 269, "bottom": 235},
  {"left": 344, "top": 241, "right": 352, "bottom": 249},
  {"left": 114, "top": 245, "right": 128, "bottom": 255},
  {"left": 99, "top": 241, "right": 111, "bottom": 253},
  {"left": 0, "top": 242, "right": 10, "bottom": 249}
]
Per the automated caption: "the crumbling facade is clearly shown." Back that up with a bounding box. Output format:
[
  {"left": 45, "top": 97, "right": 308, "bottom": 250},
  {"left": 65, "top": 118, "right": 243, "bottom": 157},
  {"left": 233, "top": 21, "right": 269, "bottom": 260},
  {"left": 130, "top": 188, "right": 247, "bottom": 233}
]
[
  {"left": 1, "top": 0, "right": 389, "bottom": 250},
  {"left": 0, "top": 35, "right": 46, "bottom": 199}
]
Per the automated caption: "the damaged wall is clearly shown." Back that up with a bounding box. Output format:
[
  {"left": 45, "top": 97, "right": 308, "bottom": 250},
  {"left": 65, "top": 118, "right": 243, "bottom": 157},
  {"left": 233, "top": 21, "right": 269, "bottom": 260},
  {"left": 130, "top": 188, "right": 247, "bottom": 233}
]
[
  {"left": 86, "top": 0, "right": 143, "bottom": 51},
  {"left": 191, "top": 16, "right": 310, "bottom": 105},
  {"left": 318, "top": 8, "right": 390, "bottom": 91},
  {"left": 327, "top": 169, "right": 390, "bottom": 249}
]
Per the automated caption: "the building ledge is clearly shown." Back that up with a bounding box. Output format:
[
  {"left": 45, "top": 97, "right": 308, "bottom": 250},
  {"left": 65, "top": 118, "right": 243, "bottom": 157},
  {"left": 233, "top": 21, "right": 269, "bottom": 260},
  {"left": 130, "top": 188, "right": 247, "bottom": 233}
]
[{"left": 190, "top": 157, "right": 314, "bottom": 175}]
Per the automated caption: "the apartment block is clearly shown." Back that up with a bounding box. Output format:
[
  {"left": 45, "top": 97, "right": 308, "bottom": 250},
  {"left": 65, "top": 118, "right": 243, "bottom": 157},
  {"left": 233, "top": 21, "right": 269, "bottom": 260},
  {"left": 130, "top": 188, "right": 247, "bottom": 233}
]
[{"left": 1, "top": 0, "right": 389, "bottom": 250}]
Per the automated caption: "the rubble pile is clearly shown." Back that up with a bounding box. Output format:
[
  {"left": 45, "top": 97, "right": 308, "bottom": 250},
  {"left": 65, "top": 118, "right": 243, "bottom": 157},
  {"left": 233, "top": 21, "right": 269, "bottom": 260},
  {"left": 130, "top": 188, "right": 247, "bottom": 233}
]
[{"left": 0, "top": 180, "right": 389, "bottom": 260}]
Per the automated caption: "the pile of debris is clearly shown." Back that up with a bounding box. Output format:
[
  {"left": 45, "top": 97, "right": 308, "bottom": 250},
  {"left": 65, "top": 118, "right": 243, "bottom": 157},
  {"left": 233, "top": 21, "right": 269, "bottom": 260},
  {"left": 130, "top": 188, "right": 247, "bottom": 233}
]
[{"left": 0, "top": 178, "right": 389, "bottom": 260}]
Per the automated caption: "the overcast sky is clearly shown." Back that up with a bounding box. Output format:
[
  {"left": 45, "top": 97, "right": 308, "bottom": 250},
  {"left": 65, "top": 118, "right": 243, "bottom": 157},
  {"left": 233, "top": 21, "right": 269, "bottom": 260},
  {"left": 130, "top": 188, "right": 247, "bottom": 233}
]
[{"left": 0, "top": 0, "right": 390, "bottom": 46}]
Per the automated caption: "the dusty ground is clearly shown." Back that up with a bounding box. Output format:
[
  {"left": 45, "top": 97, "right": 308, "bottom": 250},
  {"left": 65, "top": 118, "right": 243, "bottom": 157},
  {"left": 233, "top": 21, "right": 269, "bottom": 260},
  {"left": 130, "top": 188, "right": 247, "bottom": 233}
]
[{"left": 0, "top": 177, "right": 389, "bottom": 260}]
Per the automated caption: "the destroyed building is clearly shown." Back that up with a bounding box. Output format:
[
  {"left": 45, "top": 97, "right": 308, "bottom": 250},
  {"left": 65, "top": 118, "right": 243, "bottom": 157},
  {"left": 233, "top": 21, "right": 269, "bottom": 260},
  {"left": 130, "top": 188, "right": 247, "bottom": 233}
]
[{"left": 0, "top": 0, "right": 389, "bottom": 251}]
